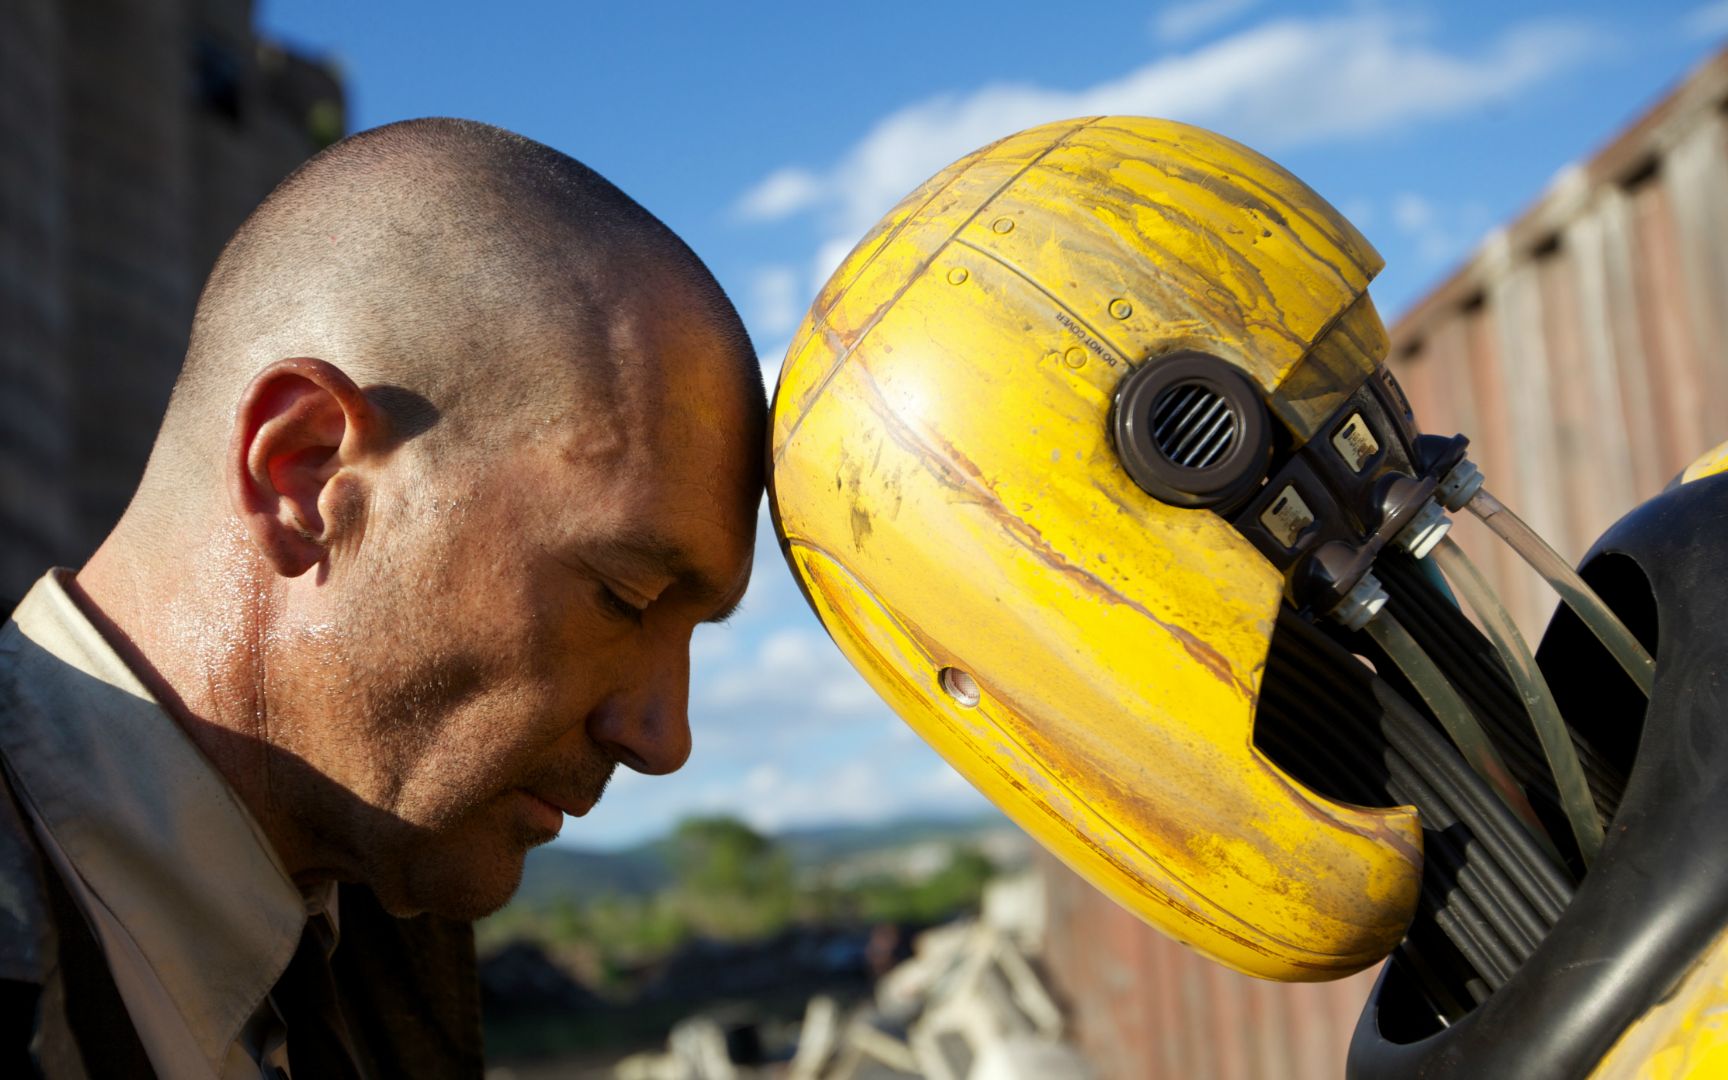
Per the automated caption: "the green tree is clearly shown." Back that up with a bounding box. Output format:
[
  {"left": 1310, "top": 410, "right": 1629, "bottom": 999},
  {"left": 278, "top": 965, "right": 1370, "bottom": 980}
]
[
  {"left": 857, "top": 846, "right": 997, "bottom": 923},
  {"left": 669, "top": 815, "right": 794, "bottom": 937}
]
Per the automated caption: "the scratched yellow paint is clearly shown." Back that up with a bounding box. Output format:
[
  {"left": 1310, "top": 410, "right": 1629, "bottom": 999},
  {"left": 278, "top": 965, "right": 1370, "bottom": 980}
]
[
  {"left": 1591, "top": 925, "right": 1728, "bottom": 1079},
  {"left": 1679, "top": 438, "right": 1728, "bottom": 485},
  {"left": 768, "top": 117, "right": 1422, "bottom": 981}
]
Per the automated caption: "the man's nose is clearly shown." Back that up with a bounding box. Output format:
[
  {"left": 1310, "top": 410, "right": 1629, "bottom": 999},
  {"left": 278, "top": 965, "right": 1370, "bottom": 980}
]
[{"left": 588, "top": 635, "right": 692, "bottom": 775}]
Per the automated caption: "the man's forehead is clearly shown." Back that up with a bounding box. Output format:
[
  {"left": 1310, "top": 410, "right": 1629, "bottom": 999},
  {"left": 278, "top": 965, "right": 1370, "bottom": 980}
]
[
  {"left": 543, "top": 330, "right": 756, "bottom": 460},
  {"left": 522, "top": 269, "right": 764, "bottom": 597}
]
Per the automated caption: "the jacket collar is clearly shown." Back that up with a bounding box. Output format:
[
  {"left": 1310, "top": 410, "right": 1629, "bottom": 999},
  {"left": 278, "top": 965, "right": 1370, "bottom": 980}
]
[{"left": 0, "top": 570, "right": 309, "bottom": 1071}]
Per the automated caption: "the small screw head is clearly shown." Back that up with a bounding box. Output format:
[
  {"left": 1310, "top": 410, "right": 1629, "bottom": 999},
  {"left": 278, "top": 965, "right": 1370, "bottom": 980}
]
[
  {"left": 1109, "top": 298, "right": 1133, "bottom": 320},
  {"left": 947, "top": 267, "right": 969, "bottom": 285},
  {"left": 992, "top": 217, "right": 1015, "bottom": 234},
  {"left": 939, "top": 667, "right": 981, "bottom": 707},
  {"left": 1064, "top": 347, "right": 1087, "bottom": 369}
]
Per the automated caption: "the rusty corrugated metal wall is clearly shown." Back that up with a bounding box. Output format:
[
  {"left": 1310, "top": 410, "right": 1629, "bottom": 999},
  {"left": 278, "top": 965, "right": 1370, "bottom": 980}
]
[
  {"left": 1041, "top": 853, "right": 1375, "bottom": 1079},
  {"left": 1388, "top": 47, "right": 1728, "bottom": 636},
  {"left": 1038, "top": 45, "right": 1728, "bottom": 1080}
]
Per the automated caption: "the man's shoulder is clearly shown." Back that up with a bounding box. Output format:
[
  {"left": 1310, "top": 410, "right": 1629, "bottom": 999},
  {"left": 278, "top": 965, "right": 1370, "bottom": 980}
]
[
  {"left": 0, "top": 764, "right": 49, "bottom": 1074},
  {"left": 0, "top": 759, "right": 95, "bottom": 1078},
  {"left": 0, "top": 763, "right": 48, "bottom": 987},
  {"left": 0, "top": 590, "right": 78, "bottom": 992}
]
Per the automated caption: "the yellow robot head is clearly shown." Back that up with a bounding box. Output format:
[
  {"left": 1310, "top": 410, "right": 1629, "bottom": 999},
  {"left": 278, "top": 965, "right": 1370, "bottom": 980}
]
[{"left": 768, "top": 117, "right": 1428, "bottom": 981}]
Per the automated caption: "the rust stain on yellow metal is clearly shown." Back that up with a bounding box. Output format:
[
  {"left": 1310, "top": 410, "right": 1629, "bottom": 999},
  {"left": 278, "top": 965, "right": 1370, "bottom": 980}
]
[
  {"left": 1591, "top": 924, "right": 1728, "bottom": 1079},
  {"left": 768, "top": 117, "right": 1422, "bottom": 981}
]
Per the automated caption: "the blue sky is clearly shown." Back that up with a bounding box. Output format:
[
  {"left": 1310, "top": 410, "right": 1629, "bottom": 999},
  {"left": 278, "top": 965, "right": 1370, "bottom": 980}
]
[{"left": 260, "top": 0, "right": 1728, "bottom": 848}]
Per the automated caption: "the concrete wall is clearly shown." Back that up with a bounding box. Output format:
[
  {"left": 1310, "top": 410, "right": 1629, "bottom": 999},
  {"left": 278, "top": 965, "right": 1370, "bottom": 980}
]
[
  {"left": 0, "top": 0, "right": 73, "bottom": 597},
  {"left": 0, "top": 0, "right": 342, "bottom": 601}
]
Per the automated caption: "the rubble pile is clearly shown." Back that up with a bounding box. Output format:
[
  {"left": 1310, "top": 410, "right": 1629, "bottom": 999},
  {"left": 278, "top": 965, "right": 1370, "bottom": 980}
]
[{"left": 614, "top": 874, "right": 1092, "bottom": 1080}]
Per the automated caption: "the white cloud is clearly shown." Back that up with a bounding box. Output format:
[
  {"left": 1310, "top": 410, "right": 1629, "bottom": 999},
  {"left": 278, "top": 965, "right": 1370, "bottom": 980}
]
[
  {"left": 1392, "top": 192, "right": 1435, "bottom": 234},
  {"left": 743, "top": 762, "right": 783, "bottom": 796},
  {"left": 913, "top": 763, "right": 975, "bottom": 799},
  {"left": 1685, "top": 1, "right": 1728, "bottom": 39},
  {"left": 734, "top": 166, "right": 825, "bottom": 221},
  {"left": 729, "top": 756, "right": 987, "bottom": 835},
  {"left": 1389, "top": 191, "right": 1491, "bottom": 267},
  {"left": 1153, "top": 0, "right": 1262, "bottom": 45},
  {"left": 688, "top": 506, "right": 902, "bottom": 734},
  {"left": 573, "top": 718, "right": 988, "bottom": 846},
  {"left": 734, "top": 12, "right": 1603, "bottom": 297},
  {"left": 749, "top": 264, "right": 803, "bottom": 339},
  {"left": 703, "top": 626, "right": 884, "bottom": 716},
  {"left": 728, "top": 506, "right": 804, "bottom": 625}
]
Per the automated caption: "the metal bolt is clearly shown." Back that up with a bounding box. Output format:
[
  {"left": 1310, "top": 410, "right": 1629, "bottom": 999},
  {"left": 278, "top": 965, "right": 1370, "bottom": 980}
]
[
  {"left": 1436, "top": 459, "right": 1485, "bottom": 511},
  {"left": 992, "top": 217, "right": 1015, "bottom": 234},
  {"left": 1332, "top": 572, "right": 1389, "bottom": 632},
  {"left": 947, "top": 266, "right": 969, "bottom": 285},
  {"left": 1395, "top": 500, "right": 1453, "bottom": 560},
  {"left": 940, "top": 667, "right": 981, "bottom": 708},
  {"left": 1109, "top": 298, "right": 1133, "bottom": 320}
]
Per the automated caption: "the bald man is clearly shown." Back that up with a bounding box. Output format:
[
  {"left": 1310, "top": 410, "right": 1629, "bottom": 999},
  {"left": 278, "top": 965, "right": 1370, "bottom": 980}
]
[{"left": 0, "top": 119, "right": 763, "bottom": 1078}]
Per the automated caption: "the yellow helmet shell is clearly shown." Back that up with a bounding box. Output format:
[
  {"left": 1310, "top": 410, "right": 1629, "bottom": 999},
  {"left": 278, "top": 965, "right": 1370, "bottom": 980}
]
[{"left": 768, "top": 117, "right": 1421, "bottom": 981}]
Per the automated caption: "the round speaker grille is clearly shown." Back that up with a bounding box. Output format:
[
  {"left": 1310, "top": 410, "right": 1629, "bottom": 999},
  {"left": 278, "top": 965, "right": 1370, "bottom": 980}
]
[
  {"left": 1111, "top": 351, "right": 1271, "bottom": 512},
  {"left": 1150, "top": 381, "right": 1239, "bottom": 470}
]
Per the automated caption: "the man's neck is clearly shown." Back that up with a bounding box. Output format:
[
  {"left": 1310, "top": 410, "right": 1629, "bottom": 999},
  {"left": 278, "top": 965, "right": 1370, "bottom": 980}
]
[{"left": 73, "top": 522, "right": 331, "bottom": 885}]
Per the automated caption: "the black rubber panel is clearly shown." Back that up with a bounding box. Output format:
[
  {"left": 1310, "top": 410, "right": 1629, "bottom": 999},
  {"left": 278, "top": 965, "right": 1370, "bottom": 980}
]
[
  {"left": 1349, "top": 471, "right": 1728, "bottom": 1079},
  {"left": 1112, "top": 352, "right": 1271, "bottom": 513}
]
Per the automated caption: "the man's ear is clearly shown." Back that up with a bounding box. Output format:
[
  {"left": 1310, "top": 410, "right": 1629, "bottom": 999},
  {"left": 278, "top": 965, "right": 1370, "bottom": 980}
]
[{"left": 229, "top": 357, "right": 386, "bottom": 578}]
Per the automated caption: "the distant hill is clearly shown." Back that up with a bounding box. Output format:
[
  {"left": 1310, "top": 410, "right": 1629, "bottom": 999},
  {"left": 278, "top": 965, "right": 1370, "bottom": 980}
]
[
  {"left": 774, "top": 815, "right": 1014, "bottom": 865},
  {"left": 507, "top": 811, "right": 1024, "bottom": 911},
  {"left": 510, "top": 843, "right": 674, "bottom": 909}
]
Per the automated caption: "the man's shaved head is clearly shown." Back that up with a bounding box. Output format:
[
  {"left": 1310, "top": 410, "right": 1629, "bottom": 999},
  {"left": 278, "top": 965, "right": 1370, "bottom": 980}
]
[
  {"left": 83, "top": 118, "right": 767, "bottom": 919},
  {"left": 150, "top": 116, "right": 760, "bottom": 493}
]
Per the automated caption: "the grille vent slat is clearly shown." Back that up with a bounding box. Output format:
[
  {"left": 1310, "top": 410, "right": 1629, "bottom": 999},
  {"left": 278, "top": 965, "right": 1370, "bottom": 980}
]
[
  {"left": 1153, "top": 385, "right": 1202, "bottom": 442},
  {"left": 1190, "top": 409, "right": 1237, "bottom": 468},
  {"left": 1169, "top": 397, "right": 1223, "bottom": 461},
  {"left": 1150, "top": 380, "right": 1239, "bottom": 469}
]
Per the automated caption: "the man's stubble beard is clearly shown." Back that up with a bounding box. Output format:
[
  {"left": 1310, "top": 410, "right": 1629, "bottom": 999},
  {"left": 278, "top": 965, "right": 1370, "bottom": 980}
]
[
  {"left": 261, "top": 559, "right": 494, "bottom": 916},
  {"left": 268, "top": 607, "right": 624, "bottom": 920},
  {"left": 373, "top": 750, "right": 621, "bottom": 921}
]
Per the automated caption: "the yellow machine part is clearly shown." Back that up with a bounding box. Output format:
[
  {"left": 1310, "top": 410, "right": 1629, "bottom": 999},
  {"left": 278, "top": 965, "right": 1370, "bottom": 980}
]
[
  {"left": 769, "top": 117, "right": 1422, "bottom": 981},
  {"left": 1588, "top": 441, "right": 1728, "bottom": 1071},
  {"left": 1591, "top": 923, "right": 1728, "bottom": 1079},
  {"left": 1678, "top": 437, "right": 1728, "bottom": 485}
]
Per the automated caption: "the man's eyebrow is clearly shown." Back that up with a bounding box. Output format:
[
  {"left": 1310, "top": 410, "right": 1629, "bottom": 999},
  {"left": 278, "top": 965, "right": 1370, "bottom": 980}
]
[{"left": 589, "top": 531, "right": 747, "bottom": 621}]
